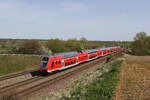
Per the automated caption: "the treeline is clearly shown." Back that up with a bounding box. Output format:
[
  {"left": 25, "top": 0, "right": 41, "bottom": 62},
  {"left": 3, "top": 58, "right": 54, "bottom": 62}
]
[
  {"left": 11, "top": 40, "right": 44, "bottom": 54},
  {"left": 2, "top": 37, "right": 124, "bottom": 54},
  {"left": 130, "top": 32, "right": 150, "bottom": 55}
]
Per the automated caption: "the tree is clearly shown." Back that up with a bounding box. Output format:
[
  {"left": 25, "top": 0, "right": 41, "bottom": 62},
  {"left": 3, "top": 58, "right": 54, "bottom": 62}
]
[
  {"left": 79, "top": 37, "right": 89, "bottom": 50},
  {"left": 46, "top": 39, "right": 68, "bottom": 53},
  {"left": 12, "top": 40, "right": 42, "bottom": 54},
  {"left": 131, "top": 32, "right": 150, "bottom": 55},
  {"left": 65, "top": 39, "right": 82, "bottom": 52},
  {"left": 134, "top": 31, "right": 147, "bottom": 41}
]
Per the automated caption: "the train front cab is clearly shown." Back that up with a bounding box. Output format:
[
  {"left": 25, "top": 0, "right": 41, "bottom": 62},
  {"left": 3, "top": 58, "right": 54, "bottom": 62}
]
[
  {"left": 40, "top": 56, "right": 62, "bottom": 75},
  {"left": 40, "top": 56, "right": 49, "bottom": 75}
]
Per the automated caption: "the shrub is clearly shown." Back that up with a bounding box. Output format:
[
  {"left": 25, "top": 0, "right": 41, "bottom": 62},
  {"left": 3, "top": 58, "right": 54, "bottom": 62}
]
[
  {"left": 11, "top": 40, "right": 43, "bottom": 54},
  {"left": 46, "top": 39, "right": 68, "bottom": 53},
  {"left": 130, "top": 32, "right": 150, "bottom": 55}
]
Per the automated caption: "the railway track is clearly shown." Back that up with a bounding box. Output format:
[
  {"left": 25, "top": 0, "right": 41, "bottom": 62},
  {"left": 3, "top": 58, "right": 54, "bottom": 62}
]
[
  {"left": 0, "top": 52, "right": 123, "bottom": 99},
  {"left": 17, "top": 56, "right": 108, "bottom": 98},
  {"left": 0, "top": 76, "right": 43, "bottom": 93},
  {"left": 0, "top": 69, "right": 37, "bottom": 81}
]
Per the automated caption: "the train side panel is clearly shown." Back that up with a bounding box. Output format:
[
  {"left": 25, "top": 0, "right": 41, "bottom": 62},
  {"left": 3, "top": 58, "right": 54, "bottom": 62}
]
[
  {"left": 63, "top": 56, "right": 78, "bottom": 68},
  {"left": 77, "top": 52, "right": 89, "bottom": 63}
]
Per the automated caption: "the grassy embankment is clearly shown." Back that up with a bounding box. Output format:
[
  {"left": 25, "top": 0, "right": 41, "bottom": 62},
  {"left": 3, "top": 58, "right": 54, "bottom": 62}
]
[
  {"left": 0, "top": 56, "right": 40, "bottom": 76},
  {"left": 60, "top": 60, "right": 123, "bottom": 100}
]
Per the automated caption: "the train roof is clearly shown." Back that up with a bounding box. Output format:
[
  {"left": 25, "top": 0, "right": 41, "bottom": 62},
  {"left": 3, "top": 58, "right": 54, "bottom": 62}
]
[
  {"left": 42, "top": 51, "right": 78, "bottom": 59},
  {"left": 54, "top": 51, "right": 78, "bottom": 58},
  {"left": 99, "top": 46, "right": 120, "bottom": 50},
  {"left": 99, "top": 48, "right": 108, "bottom": 50},
  {"left": 42, "top": 46, "right": 121, "bottom": 59},
  {"left": 82, "top": 48, "right": 109, "bottom": 52},
  {"left": 82, "top": 49, "right": 97, "bottom": 53}
]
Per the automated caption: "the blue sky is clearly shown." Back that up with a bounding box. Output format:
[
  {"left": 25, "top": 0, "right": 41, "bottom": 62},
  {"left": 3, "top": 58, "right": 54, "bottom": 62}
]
[{"left": 0, "top": 0, "right": 150, "bottom": 41}]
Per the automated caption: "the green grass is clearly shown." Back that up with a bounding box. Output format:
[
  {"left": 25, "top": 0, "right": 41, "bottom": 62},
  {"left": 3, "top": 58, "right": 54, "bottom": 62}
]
[
  {"left": 0, "top": 56, "right": 40, "bottom": 76},
  {"left": 61, "top": 60, "right": 123, "bottom": 100}
]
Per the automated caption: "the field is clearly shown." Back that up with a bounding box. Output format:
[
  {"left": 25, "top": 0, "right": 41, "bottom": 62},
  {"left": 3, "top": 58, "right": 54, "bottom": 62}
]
[
  {"left": 0, "top": 56, "right": 40, "bottom": 76},
  {"left": 114, "top": 55, "right": 150, "bottom": 100}
]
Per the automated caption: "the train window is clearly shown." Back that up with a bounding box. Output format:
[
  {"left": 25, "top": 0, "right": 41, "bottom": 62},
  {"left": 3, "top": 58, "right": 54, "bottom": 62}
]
[
  {"left": 58, "top": 60, "right": 61, "bottom": 64},
  {"left": 42, "top": 57, "right": 49, "bottom": 61},
  {"left": 55, "top": 61, "right": 57, "bottom": 65},
  {"left": 52, "top": 62, "right": 54, "bottom": 68},
  {"left": 41, "top": 57, "right": 49, "bottom": 68}
]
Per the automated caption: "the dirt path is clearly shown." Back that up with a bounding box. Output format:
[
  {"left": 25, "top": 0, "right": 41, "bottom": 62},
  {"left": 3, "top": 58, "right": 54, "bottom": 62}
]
[{"left": 114, "top": 54, "right": 150, "bottom": 100}]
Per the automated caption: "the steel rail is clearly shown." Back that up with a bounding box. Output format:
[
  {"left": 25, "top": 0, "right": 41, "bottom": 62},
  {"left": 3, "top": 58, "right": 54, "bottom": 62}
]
[
  {"left": 0, "top": 69, "right": 37, "bottom": 81},
  {"left": 0, "top": 76, "right": 43, "bottom": 93}
]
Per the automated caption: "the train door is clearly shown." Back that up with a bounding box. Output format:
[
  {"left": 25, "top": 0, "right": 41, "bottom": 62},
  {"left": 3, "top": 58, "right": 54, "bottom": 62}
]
[{"left": 61, "top": 59, "right": 65, "bottom": 68}]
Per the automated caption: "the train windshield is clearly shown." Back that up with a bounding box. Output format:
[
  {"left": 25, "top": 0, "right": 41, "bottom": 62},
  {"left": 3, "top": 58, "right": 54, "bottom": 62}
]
[{"left": 41, "top": 57, "right": 49, "bottom": 68}]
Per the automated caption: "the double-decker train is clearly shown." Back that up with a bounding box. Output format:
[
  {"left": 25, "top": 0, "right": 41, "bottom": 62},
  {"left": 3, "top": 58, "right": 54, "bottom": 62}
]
[{"left": 39, "top": 46, "right": 123, "bottom": 75}]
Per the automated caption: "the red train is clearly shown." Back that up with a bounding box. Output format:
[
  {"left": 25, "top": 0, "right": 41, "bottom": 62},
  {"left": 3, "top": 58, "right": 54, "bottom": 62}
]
[{"left": 39, "top": 47, "right": 123, "bottom": 75}]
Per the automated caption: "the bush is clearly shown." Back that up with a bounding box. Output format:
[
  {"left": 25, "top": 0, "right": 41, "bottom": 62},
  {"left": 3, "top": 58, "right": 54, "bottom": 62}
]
[
  {"left": 46, "top": 39, "right": 83, "bottom": 53},
  {"left": 65, "top": 39, "right": 82, "bottom": 52},
  {"left": 130, "top": 32, "right": 150, "bottom": 55},
  {"left": 11, "top": 40, "right": 43, "bottom": 54},
  {"left": 46, "top": 39, "right": 68, "bottom": 53}
]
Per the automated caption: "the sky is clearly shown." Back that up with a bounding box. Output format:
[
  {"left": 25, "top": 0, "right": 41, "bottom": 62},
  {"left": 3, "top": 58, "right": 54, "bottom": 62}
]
[{"left": 0, "top": 0, "right": 150, "bottom": 41}]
